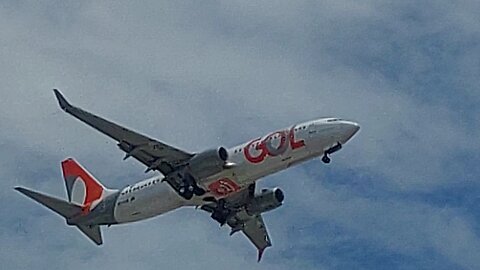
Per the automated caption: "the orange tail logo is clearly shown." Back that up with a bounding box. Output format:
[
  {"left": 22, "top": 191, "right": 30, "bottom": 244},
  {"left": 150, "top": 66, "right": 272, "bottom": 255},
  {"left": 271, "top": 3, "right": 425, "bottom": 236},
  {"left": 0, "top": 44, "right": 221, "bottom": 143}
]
[{"left": 61, "top": 158, "right": 105, "bottom": 208}]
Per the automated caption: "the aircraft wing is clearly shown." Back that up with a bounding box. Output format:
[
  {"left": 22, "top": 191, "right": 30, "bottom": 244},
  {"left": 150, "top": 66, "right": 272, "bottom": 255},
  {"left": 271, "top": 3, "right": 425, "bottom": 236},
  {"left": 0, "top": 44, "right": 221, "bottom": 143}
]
[
  {"left": 53, "top": 89, "right": 193, "bottom": 175},
  {"left": 201, "top": 183, "right": 273, "bottom": 262},
  {"left": 227, "top": 212, "right": 272, "bottom": 262}
]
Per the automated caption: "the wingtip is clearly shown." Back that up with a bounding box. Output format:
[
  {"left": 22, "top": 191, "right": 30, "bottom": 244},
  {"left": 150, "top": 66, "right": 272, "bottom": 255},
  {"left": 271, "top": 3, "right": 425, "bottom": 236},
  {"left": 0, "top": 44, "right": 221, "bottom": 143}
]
[
  {"left": 257, "top": 248, "right": 265, "bottom": 262},
  {"left": 53, "top": 89, "right": 71, "bottom": 110},
  {"left": 14, "top": 186, "right": 27, "bottom": 193},
  {"left": 14, "top": 186, "right": 32, "bottom": 197}
]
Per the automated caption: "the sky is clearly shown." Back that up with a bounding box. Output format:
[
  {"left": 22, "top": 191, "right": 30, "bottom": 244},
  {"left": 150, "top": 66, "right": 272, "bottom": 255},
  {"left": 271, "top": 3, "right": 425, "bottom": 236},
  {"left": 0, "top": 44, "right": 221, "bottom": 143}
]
[{"left": 0, "top": 1, "right": 479, "bottom": 269}]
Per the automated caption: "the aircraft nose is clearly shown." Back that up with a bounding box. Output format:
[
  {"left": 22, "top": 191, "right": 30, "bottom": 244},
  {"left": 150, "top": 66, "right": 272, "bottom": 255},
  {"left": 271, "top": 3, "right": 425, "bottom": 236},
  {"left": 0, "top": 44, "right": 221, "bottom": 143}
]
[
  {"left": 339, "top": 121, "right": 360, "bottom": 143},
  {"left": 348, "top": 122, "right": 360, "bottom": 135}
]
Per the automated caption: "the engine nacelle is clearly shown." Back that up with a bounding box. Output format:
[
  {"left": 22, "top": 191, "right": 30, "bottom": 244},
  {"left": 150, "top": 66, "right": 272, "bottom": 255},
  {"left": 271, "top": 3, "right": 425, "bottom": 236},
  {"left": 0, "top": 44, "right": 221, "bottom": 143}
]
[
  {"left": 187, "top": 147, "right": 229, "bottom": 179},
  {"left": 247, "top": 187, "right": 284, "bottom": 215}
]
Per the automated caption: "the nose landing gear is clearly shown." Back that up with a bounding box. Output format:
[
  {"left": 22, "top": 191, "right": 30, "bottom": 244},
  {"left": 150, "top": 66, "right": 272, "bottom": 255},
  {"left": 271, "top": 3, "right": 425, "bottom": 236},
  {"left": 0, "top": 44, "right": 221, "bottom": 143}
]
[{"left": 322, "top": 142, "right": 342, "bottom": 164}]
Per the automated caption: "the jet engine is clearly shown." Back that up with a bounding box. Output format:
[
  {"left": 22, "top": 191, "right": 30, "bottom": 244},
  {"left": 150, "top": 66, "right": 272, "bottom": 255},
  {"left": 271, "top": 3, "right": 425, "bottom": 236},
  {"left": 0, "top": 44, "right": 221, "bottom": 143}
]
[
  {"left": 187, "top": 147, "right": 229, "bottom": 179},
  {"left": 247, "top": 187, "right": 284, "bottom": 215}
]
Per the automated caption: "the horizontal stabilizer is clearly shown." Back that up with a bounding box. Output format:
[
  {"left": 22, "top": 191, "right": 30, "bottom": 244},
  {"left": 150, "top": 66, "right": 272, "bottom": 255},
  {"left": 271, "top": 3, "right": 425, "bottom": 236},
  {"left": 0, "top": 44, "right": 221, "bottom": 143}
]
[
  {"left": 77, "top": 224, "right": 103, "bottom": 245},
  {"left": 15, "top": 187, "right": 82, "bottom": 218}
]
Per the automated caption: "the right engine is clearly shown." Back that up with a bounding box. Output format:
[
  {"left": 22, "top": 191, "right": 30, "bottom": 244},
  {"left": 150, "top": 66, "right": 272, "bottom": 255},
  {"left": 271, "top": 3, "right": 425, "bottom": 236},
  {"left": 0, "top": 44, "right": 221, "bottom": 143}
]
[{"left": 246, "top": 187, "right": 284, "bottom": 215}]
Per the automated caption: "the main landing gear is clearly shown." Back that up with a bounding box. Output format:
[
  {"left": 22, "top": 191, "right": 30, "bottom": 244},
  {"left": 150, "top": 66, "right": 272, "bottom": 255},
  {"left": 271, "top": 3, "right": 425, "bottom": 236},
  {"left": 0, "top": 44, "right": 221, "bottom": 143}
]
[
  {"left": 210, "top": 199, "right": 231, "bottom": 226},
  {"left": 322, "top": 142, "right": 342, "bottom": 164},
  {"left": 200, "top": 198, "right": 231, "bottom": 226},
  {"left": 177, "top": 173, "right": 206, "bottom": 200}
]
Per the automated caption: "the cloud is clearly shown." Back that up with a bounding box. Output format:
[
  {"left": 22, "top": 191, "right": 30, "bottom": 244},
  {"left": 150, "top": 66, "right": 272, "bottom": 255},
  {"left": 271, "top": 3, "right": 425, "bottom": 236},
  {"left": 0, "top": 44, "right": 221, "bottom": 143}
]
[{"left": 1, "top": 1, "right": 479, "bottom": 269}]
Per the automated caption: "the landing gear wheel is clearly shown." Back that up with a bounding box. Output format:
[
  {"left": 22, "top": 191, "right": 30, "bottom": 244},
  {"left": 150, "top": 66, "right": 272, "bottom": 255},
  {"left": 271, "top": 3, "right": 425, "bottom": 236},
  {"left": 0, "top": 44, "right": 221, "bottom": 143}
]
[
  {"left": 178, "top": 185, "right": 194, "bottom": 200},
  {"left": 193, "top": 186, "right": 206, "bottom": 196},
  {"left": 178, "top": 172, "right": 205, "bottom": 199},
  {"left": 211, "top": 211, "right": 227, "bottom": 225},
  {"left": 211, "top": 199, "right": 230, "bottom": 226},
  {"left": 183, "top": 190, "right": 194, "bottom": 200},
  {"left": 322, "top": 142, "right": 342, "bottom": 164}
]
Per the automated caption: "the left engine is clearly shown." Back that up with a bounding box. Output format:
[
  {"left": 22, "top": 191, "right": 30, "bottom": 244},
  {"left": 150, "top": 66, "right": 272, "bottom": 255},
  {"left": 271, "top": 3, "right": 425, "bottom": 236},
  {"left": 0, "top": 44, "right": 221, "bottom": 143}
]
[
  {"left": 246, "top": 187, "right": 284, "bottom": 215},
  {"left": 187, "top": 147, "right": 229, "bottom": 179}
]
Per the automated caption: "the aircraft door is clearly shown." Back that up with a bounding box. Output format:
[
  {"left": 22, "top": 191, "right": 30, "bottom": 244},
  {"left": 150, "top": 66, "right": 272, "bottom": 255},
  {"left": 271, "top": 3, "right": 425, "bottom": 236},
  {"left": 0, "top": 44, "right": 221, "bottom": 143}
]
[
  {"left": 306, "top": 122, "right": 322, "bottom": 154},
  {"left": 308, "top": 123, "right": 318, "bottom": 138}
]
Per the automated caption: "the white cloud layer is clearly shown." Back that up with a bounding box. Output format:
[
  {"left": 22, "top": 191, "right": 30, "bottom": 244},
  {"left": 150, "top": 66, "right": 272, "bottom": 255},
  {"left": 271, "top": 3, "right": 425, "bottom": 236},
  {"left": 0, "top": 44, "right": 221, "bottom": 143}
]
[{"left": 1, "top": 1, "right": 479, "bottom": 269}]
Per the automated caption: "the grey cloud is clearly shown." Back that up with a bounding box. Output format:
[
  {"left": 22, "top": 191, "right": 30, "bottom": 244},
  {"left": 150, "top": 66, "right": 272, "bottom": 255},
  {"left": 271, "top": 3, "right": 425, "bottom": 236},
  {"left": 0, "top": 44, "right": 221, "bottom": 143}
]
[{"left": 1, "top": 1, "right": 479, "bottom": 269}]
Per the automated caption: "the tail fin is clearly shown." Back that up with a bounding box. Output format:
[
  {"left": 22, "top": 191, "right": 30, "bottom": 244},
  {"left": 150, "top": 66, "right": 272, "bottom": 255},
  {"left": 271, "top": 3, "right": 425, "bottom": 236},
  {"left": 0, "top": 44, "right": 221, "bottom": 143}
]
[
  {"left": 14, "top": 187, "right": 103, "bottom": 245},
  {"left": 61, "top": 158, "right": 106, "bottom": 208}
]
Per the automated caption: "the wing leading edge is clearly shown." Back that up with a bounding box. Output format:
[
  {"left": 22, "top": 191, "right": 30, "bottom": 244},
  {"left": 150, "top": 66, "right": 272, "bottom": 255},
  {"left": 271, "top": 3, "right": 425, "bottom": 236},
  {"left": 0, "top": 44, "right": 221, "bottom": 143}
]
[{"left": 53, "top": 89, "right": 193, "bottom": 176}]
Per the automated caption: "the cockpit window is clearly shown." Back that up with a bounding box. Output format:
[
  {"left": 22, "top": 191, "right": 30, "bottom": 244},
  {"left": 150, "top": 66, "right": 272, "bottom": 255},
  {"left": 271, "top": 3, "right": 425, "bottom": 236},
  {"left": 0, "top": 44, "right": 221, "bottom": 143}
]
[{"left": 326, "top": 118, "right": 339, "bottom": 122}]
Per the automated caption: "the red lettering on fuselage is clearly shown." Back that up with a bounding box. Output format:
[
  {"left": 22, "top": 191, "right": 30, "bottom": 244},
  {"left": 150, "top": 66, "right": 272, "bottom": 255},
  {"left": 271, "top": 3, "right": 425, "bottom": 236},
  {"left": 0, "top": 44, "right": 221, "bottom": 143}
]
[
  {"left": 263, "top": 131, "right": 287, "bottom": 156},
  {"left": 244, "top": 138, "right": 268, "bottom": 163},
  {"left": 244, "top": 126, "right": 305, "bottom": 164},
  {"left": 208, "top": 178, "right": 241, "bottom": 197},
  {"left": 289, "top": 126, "right": 305, "bottom": 149}
]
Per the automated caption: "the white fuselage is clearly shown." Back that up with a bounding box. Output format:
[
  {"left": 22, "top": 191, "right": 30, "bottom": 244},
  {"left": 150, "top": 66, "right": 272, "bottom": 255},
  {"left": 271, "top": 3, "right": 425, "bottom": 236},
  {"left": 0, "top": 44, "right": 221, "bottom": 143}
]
[{"left": 113, "top": 118, "right": 359, "bottom": 224}]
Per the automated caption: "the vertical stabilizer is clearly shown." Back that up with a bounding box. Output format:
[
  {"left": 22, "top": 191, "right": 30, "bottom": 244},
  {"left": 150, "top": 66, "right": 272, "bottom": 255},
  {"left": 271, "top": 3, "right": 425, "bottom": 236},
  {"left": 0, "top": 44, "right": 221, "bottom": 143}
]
[{"left": 61, "top": 158, "right": 106, "bottom": 208}]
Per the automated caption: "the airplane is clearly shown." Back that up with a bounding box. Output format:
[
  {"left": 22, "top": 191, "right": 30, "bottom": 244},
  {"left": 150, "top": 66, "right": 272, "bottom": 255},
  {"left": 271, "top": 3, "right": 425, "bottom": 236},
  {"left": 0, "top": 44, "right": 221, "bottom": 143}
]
[{"left": 15, "top": 89, "right": 360, "bottom": 261}]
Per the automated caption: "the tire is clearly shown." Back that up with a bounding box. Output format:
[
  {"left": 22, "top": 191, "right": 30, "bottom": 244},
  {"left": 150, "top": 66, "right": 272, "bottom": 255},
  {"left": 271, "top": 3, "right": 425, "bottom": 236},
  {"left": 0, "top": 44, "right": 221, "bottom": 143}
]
[
  {"left": 183, "top": 190, "right": 194, "bottom": 200},
  {"left": 193, "top": 186, "right": 206, "bottom": 196},
  {"left": 179, "top": 186, "right": 193, "bottom": 200}
]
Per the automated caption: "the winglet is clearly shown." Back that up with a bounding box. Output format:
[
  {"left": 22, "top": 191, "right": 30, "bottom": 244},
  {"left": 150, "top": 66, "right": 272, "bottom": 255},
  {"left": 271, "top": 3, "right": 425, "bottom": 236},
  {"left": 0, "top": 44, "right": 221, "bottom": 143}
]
[
  {"left": 53, "top": 89, "right": 72, "bottom": 111},
  {"left": 257, "top": 248, "right": 265, "bottom": 262}
]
